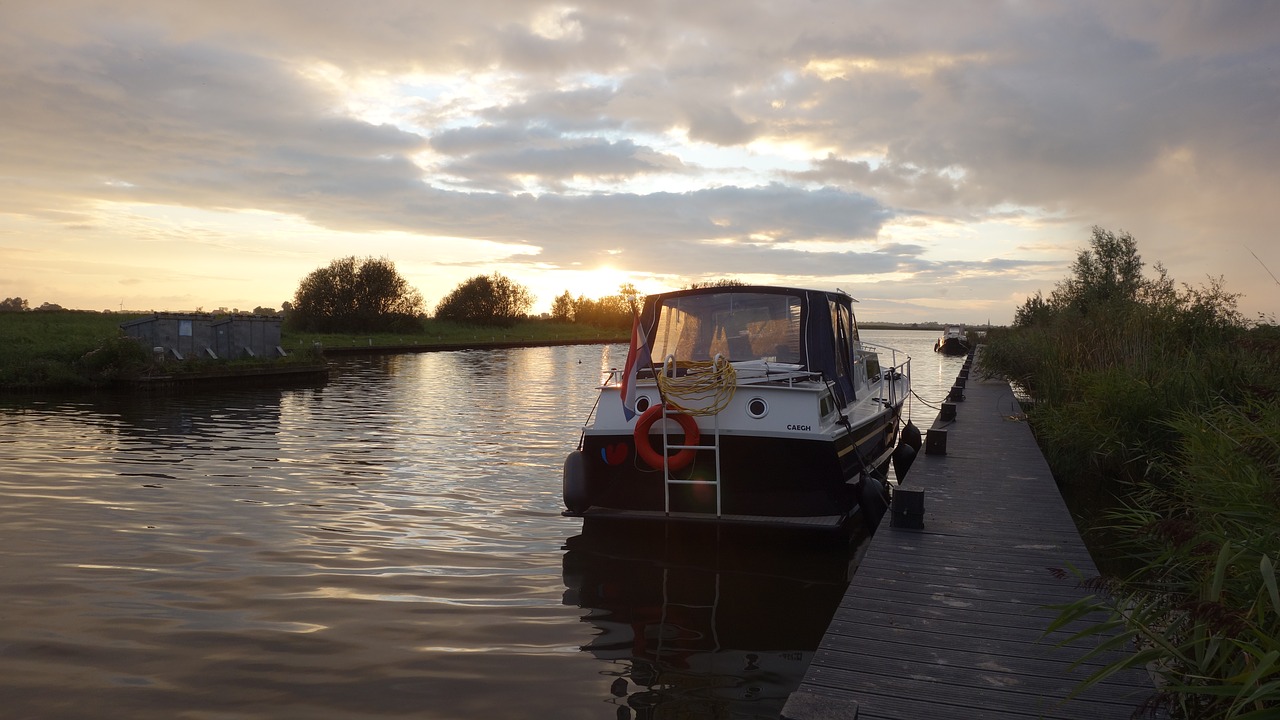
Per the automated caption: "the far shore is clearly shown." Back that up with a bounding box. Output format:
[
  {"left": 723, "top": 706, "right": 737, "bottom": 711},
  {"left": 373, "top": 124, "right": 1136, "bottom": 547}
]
[
  {"left": 0, "top": 310, "right": 630, "bottom": 393},
  {"left": 1, "top": 310, "right": 990, "bottom": 394}
]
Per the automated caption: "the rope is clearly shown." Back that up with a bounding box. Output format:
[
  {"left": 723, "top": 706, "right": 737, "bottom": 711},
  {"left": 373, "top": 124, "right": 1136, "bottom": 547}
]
[
  {"left": 910, "top": 387, "right": 945, "bottom": 411},
  {"left": 656, "top": 355, "right": 737, "bottom": 416}
]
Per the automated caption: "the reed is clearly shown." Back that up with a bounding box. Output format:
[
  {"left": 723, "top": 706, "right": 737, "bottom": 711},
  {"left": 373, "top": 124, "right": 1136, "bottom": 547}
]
[
  {"left": 1047, "top": 399, "right": 1280, "bottom": 718},
  {"left": 981, "top": 228, "right": 1279, "bottom": 716}
]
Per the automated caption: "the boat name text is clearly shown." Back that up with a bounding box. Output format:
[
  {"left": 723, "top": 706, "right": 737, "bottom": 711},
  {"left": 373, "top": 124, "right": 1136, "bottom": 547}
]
[{"left": 786, "top": 424, "right": 813, "bottom": 432}]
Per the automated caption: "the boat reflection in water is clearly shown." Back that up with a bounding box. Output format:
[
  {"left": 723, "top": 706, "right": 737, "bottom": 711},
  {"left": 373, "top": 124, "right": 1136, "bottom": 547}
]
[{"left": 562, "top": 518, "right": 862, "bottom": 718}]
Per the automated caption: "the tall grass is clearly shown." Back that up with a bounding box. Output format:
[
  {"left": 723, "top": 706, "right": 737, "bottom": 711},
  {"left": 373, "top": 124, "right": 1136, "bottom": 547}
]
[
  {"left": 981, "top": 229, "right": 1280, "bottom": 717},
  {"left": 983, "top": 304, "right": 1257, "bottom": 493},
  {"left": 1048, "top": 399, "right": 1280, "bottom": 719},
  {"left": 0, "top": 311, "right": 147, "bottom": 389}
]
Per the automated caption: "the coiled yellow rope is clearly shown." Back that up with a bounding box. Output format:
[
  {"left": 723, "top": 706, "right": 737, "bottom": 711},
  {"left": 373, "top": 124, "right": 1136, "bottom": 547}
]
[{"left": 656, "top": 355, "right": 737, "bottom": 416}]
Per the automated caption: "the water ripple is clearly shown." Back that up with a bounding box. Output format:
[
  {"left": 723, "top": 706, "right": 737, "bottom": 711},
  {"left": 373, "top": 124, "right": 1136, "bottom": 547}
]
[{"left": 0, "top": 334, "right": 957, "bottom": 719}]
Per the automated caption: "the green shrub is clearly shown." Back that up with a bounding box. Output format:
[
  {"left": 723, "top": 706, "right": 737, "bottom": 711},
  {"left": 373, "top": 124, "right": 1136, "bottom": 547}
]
[{"left": 76, "top": 334, "right": 149, "bottom": 384}]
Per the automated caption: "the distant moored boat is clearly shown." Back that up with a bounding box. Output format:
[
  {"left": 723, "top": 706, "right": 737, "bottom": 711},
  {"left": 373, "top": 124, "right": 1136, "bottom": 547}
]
[{"left": 933, "top": 325, "right": 970, "bottom": 355}]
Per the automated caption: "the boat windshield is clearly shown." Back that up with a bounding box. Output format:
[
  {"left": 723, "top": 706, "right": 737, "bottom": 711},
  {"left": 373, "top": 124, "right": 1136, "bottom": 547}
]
[{"left": 650, "top": 291, "right": 803, "bottom": 365}]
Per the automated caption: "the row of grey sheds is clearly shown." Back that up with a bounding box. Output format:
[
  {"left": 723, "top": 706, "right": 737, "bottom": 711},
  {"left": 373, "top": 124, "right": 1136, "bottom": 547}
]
[{"left": 120, "top": 313, "right": 285, "bottom": 361}]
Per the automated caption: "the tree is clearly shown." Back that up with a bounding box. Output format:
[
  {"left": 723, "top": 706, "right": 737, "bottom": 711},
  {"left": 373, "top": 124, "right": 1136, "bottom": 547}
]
[
  {"left": 289, "top": 256, "right": 424, "bottom": 332},
  {"left": 435, "top": 273, "right": 533, "bottom": 327},
  {"left": 550, "top": 291, "right": 575, "bottom": 322},
  {"left": 1013, "top": 291, "right": 1052, "bottom": 328},
  {"left": 1057, "top": 227, "right": 1146, "bottom": 314},
  {"left": 1012, "top": 226, "right": 1245, "bottom": 341},
  {"left": 618, "top": 283, "right": 641, "bottom": 315},
  {"left": 684, "top": 278, "right": 746, "bottom": 290},
  {"left": 0, "top": 297, "right": 29, "bottom": 312},
  {"left": 571, "top": 293, "right": 631, "bottom": 329},
  {"left": 546, "top": 284, "right": 641, "bottom": 329},
  {"left": 1014, "top": 227, "right": 1151, "bottom": 324}
]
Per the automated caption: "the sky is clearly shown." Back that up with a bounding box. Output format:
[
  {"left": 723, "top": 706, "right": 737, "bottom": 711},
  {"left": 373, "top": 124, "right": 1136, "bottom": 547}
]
[{"left": 2, "top": 1, "right": 1278, "bottom": 325}]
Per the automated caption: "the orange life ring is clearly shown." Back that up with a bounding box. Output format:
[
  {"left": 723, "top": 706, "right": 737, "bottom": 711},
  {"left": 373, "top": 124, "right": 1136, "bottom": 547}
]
[{"left": 633, "top": 403, "right": 701, "bottom": 471}]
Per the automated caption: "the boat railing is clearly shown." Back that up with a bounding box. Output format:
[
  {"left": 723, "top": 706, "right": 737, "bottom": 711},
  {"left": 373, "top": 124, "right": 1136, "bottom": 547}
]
[{"left": 859, "top": 342, "right": 911, "bottom": 408}]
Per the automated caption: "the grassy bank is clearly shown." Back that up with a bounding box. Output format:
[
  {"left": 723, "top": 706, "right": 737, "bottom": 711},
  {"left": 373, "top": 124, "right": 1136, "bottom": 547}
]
[
  {"left": 0, "top": 311, "right": 624, "bottom": 392},
  {"left": 979, "top": 228, "right": 1279, "bottom": 718},
  {"left": 282, "top": 318, "right": 625, "bottom": 353},
  {"left": 0, "top": 311, "right": 147, "bottom": 390}
]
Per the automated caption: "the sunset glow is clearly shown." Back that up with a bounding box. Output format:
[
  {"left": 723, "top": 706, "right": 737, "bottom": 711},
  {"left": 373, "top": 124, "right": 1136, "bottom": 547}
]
[{"left": 2, "top": 2, "right": 1277, "bottom": 323}]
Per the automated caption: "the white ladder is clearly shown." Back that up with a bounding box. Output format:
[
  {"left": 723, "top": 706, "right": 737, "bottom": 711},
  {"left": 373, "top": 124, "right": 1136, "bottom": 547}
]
[{"left": 659, "top": 407, "right": 723, "bottom": 517}]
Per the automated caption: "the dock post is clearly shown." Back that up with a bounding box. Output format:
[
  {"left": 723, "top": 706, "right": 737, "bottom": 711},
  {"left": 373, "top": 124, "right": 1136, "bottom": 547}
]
[
  {"left": 925, "top": 428, "right": 947, "bottom": 455},
  {"left": 890, "top": 487, "right": 925, "bottom": 529},
  {"left": 940, "top": 401, "right": 957, "bottom": 421}
]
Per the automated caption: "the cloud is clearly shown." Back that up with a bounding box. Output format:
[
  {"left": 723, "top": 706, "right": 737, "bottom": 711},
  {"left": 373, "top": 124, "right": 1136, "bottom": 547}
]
[
  {"left": 0, "top": 1, "right": 1277, "bottom": 322},
  {"left": 430, "top": 129, "right": 688, "bottom": 192}
]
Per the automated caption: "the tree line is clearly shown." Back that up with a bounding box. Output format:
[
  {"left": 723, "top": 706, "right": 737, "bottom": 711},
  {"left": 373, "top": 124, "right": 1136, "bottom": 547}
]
[
  {"left": 1, "top": 298, "right": 65, "bottom": 312},
  {"left": 286, "top": 256, "right": 641, "bottom": 333},
  {"left": 6, "top": 257, "right": 745, "bottom": 332},
  {"left": 5, "top": 256, "right": 609, "bottom": 331}
]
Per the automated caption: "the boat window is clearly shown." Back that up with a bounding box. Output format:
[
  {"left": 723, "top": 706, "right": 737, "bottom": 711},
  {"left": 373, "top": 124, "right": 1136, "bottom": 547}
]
[
  {"left": 829, "top": 300, "right": 854, "bottom": 380},
  {"left": 652, "top": 292, "right": 802, "bottom": 364}
]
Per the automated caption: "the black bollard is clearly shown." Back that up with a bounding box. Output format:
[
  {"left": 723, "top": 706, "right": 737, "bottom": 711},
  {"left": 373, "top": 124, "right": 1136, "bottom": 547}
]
[
  {"left": 925, "top": 428, "right": 947, "bottom": 455},
  {"left": 890, "top": 487, "right": 925, "bottom": 529},
  {"left": 940, "top": 401, "right": 957, "bottom": 421}
]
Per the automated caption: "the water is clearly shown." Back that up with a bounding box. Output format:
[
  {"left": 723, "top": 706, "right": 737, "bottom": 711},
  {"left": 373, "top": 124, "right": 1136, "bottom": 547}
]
[{"left": 0, "top": 331, "right": 962, "bottom": 719}]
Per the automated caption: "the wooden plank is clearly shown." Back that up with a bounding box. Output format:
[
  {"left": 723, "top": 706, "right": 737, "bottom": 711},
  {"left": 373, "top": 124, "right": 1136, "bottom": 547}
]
[{"left": 782, "top": 367, "right": 1154, "bottom": 720}]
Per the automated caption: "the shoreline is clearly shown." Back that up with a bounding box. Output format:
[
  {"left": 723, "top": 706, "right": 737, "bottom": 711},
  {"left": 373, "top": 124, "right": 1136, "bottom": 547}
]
[
  {"left": 317, "top": 336, "right": 625, "bottom": 356},
  {"left": 0, "top": 336, "right": 627, "bottom": 396}
]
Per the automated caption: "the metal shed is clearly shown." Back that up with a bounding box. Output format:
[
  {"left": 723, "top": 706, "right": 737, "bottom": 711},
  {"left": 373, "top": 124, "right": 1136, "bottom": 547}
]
[
  {"left": 121, "top": 313, "right": 283, "bottom": 360},
  {"left": 212, "top": 315, "right": 282, "bottom": 359}
]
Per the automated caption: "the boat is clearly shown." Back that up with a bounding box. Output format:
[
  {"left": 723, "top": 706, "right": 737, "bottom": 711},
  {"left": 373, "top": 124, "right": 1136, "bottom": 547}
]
[
  {"left": 933, "top": 324, "right": 970, "bottom": 355},
  {"left": 562, "top": 285, "right": 913, "bottom": 531}
]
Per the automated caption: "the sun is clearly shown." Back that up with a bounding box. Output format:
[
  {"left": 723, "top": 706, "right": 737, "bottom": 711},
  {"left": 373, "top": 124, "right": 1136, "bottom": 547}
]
[
  {"left": 529, "top": 266, "right": 665, "bottom": 316},
  {"left": 571, "top": 266, "right": 631, "bottom": 301}
]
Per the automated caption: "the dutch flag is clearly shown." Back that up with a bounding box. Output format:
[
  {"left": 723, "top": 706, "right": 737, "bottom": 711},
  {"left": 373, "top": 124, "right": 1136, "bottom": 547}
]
[{"left": 619, "top": 311, "right": 651, "bottom": 421}]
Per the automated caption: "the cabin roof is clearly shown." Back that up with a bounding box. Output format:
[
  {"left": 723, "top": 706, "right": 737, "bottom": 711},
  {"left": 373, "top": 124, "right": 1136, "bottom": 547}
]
[{"left": 647, "top": 285, "right": 856, "bottom": 304}]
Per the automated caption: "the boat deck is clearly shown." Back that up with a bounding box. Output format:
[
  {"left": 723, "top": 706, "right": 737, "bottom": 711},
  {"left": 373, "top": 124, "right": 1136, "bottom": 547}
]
[{"left": 782, "top": 366, "right": 1156, "bottom": 719}]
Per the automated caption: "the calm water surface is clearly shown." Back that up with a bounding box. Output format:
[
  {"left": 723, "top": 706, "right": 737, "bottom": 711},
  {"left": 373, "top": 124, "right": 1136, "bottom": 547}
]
[{"left": 0, "top": 330, "right": 962, "bottom": 719}]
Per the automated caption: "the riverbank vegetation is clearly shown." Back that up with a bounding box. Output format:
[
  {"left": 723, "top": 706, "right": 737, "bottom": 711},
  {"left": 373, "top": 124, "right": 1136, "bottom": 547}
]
[
  {"left": 980, "top": 227, "right": 1279, "bottom": 718},
  {"left": 434, "top": 272, "right": 534, "bottom": 327},
  {"left": 0, "top": 310, "right": 623, "bottom": 392},
  {"left": 0, "top": 310, "right": 148, "bottom": 390},
  {"left": 288, "top": 256, "right": 425, "bottom": 333},
  {"left": 283, "top": 317, "right": 624, "bottom": 353}
]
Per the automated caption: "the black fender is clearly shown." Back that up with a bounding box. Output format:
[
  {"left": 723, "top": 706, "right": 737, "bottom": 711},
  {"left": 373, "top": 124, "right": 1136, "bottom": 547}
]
[
  {"left": 900, "top": 419, "right": 923, "bottom": 452},
  {"left": 860, "top": 473, "right": 889, "bottom": 535},
  {"left": 892, "top": 442, "right": 918, "bottom": 482},
  {"left": 563, "top": 450, "right": 591, "bottom": 514}
]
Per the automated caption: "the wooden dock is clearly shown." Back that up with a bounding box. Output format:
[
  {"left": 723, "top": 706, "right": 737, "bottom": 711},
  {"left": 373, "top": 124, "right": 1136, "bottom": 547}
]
[{"left": 782, "top": 359, "right": 1155, "bottom": 719}]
